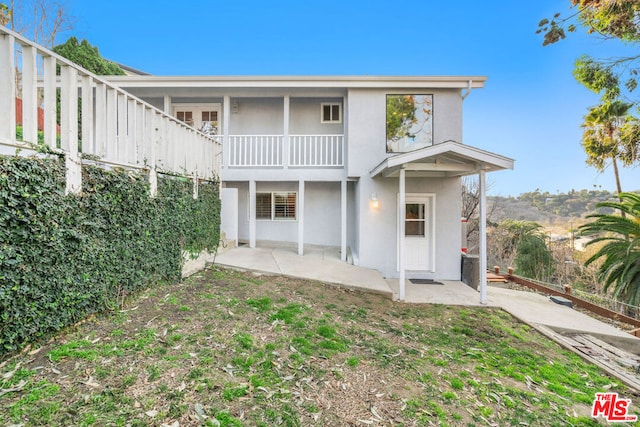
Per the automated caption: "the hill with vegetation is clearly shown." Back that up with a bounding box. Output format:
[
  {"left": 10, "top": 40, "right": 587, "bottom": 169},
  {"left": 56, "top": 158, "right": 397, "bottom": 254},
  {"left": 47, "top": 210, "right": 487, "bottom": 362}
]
[{"left": 489, "top": 189, "right": 621, "bottom": 225}]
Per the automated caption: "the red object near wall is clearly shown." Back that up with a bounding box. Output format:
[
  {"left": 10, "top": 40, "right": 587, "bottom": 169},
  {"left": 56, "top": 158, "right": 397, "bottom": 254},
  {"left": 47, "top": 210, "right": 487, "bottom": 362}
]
[{"left": 15, "top": 97, "right": 59, "bottom": 133}]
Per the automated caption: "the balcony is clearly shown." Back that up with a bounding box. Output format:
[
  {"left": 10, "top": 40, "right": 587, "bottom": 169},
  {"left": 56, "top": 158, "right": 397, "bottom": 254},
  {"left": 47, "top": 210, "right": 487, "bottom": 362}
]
[{"left": 228, "top": 134, "right": 344, "bottom": 168}]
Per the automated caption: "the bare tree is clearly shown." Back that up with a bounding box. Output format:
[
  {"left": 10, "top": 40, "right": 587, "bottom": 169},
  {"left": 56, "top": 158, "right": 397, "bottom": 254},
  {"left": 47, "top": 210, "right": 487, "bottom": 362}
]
[
  {"left": 4, "top": 0, "right": 74, "bottom": 47},
  {"left": 462, "top": 176, "right": 497, "bottom": 254}
]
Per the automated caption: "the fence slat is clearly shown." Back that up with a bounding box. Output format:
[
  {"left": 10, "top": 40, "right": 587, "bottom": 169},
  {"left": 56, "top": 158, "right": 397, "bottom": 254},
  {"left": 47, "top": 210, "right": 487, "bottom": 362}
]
[
  {"left": 0, "top": 33, "right": 16, "bottom": 142},
  {"left": 21, "top": 45, "right": 38, "bottom": 143}
]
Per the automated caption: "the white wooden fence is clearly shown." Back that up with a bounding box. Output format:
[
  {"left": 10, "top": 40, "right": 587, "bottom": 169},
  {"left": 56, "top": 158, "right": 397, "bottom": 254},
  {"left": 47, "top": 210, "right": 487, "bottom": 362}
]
[{"left": 0, "top": 26, "right": 221, "bottom": 195}]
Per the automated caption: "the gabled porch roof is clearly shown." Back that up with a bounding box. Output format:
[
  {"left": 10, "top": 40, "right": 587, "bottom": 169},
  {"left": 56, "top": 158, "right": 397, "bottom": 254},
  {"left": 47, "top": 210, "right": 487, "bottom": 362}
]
[{"left": 370, "top": 140, "right": 514, "bottom": 178}]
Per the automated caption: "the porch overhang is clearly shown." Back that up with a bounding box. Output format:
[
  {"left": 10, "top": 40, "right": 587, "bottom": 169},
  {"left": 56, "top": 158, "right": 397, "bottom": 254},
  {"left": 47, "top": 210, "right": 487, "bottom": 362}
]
[{"left": 369, "top": 140, "right": 514, "bottom": 178}]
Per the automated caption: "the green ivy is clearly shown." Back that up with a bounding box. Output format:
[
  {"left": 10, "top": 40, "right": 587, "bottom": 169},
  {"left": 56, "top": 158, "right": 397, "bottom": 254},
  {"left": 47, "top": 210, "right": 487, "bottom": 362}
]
[{"left": 0, "top": 157, "right": 220, "bottom": 355}]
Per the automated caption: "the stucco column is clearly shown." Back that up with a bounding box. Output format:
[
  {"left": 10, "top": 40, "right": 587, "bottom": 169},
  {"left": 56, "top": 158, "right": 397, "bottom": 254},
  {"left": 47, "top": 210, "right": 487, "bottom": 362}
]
[
  {"left": 283, "top": 95, "right": 290, "bottom": 169},
  {"left": 298, "top": 180, "right": 305, "bottom": 255},
  {"left": 223, "top": 95, "right": 230, "bottom": 169},
  {"left": 398, "top": 168, "right": 406, "bottom": 301},
  {"left": 479, "top": 169, "right": 488, "bottom": 305},
  {"left": 163, "top": 95, "right": 172, "bottom": 115},
  {"left": 249, "top": 180, "right": 256, "bottom": 248},
  {"left": 341, "top": 179, "right": 347, "bottom": 262}
]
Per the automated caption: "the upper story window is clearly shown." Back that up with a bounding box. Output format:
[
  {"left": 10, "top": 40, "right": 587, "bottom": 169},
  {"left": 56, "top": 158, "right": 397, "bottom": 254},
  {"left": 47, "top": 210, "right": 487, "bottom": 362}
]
[
  {"left": 386, "top": 94, "right": 433, "bottom": 153},
  {"left": 321, "top": 103, "right": 342, "bottom": 124}
]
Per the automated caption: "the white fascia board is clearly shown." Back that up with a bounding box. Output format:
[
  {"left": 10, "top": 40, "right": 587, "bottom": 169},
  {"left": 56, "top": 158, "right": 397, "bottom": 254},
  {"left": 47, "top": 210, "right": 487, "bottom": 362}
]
[{"left": 106, "top": 75, "right": 487, "bottom": 89}]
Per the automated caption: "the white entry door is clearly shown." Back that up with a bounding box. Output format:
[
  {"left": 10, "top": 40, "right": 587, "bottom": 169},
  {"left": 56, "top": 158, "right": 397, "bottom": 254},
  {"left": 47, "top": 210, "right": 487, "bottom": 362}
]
[
  {"left": 402, "top": 194, "right": 434, "bottom": 271},
  {"left": 172, "top": 103, "right": 221, "bottom": 134}
]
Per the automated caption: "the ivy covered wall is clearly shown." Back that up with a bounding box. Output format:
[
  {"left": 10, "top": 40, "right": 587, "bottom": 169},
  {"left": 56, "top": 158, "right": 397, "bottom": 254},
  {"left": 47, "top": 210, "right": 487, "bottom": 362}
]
[{"left": 0, "top": 156, "right": 220, "bottom": 355}]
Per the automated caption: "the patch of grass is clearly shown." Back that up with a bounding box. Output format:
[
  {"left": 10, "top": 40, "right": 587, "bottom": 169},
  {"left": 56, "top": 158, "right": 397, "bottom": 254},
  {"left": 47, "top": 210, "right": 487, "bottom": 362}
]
[
  {"left": 210, "top": 410, "right": 243, "bottom": 427},
  {"left": 246, "top": 297, "right": 273, "bottom": 313},
  {"left": 450, "top": 377, "right": 464, "bottom": 390},
  {"left": 222, "top": 384, "right": 248, "bottom": 401},
  {"left": 146, "top": 364, "right": 161, "bottom": 382},
  {"left": 346, "top": 356, "right": 360, "bottom": 368},
  {"left": 235, "top": 332, "right": 253, "bottom": 349},
  {"left": 270, "top": 303, "right": 307, "bottom": 324},
  {"left": 48, "top": 340, "right": 98, "bottom": 362}
]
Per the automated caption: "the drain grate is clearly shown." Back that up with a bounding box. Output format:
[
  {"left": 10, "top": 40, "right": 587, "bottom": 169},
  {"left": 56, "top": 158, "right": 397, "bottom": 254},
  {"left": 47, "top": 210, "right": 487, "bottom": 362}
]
[{"left": 409, "top": 279, "right": 443, "bottom": 285}]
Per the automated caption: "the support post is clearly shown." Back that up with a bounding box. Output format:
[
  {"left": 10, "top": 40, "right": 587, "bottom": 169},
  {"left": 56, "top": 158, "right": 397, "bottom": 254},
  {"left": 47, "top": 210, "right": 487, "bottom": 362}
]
[
  {"left": 399, "top": 168, "right": 406, "bottom": 301},
  {"left": 163, "top": 95, "right": 172, "bottom": 114},
  {"left": 341, "top": 179, "right": 347, "bottom": 262},
  {"left": 298, "top": 180, "right": 305, "bottom": 255},
  {"left": 479, "top": 170, "right": 488, "bottom": 304},
  {"left": 283, "top": 95, "right": 290, "bottom": 168},
  {"left": 249, "top": 180, "right": 256, "bottom": 248},
  {"left": 223, "top": 95, "right": 230, "bottom": 169}
]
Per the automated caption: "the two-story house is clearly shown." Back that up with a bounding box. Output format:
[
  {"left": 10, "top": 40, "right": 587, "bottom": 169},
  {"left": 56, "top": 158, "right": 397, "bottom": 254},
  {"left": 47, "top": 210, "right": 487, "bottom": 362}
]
[{"left": 108, "top": 75, "right": 514, "bottom": 291}]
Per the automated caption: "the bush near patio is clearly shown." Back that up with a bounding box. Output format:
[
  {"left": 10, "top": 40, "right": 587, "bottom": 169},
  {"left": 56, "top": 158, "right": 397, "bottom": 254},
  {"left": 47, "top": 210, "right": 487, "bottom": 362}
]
[{"left": 0, "top": 155, "right": 220, "bottom": 356}]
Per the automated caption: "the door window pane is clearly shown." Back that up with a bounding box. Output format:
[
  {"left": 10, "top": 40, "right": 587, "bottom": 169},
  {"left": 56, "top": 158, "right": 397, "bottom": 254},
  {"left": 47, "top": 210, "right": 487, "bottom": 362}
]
[
  {"left": 405, "top": 221, "right": 425, "bottom": 236},
  {"left": 406, "top": 203, "right": 425, "bottom": 220},
  {"left": 405, "top": 203, "right": 426, "bottom": 236}
]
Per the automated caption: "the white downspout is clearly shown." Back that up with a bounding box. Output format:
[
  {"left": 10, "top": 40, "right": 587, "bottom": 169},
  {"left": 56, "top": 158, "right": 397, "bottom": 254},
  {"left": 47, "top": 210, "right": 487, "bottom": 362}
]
[{"left": 462, "top": 80, "right": 473, "bottom": 101}]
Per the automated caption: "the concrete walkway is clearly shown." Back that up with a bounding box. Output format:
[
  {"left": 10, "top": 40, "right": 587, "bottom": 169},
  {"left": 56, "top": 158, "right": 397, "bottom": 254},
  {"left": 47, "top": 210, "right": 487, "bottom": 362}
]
[
  {"left": 214, "top": 243, "right": 393, "bottom": 298},
  {"left": 213, "top": 244, "right": 640, "bottom": 350}
]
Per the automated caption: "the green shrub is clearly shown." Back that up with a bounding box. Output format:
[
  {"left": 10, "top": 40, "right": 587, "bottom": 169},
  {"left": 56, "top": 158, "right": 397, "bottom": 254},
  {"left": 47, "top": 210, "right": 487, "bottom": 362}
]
[{"left": 0, "top": 156, "right": 220, "bottom": 355}]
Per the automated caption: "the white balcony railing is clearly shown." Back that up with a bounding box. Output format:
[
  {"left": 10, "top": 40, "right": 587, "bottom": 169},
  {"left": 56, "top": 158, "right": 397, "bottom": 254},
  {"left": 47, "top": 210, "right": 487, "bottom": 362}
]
[
  {"left": 0, "top": 26, "right": 221, "bottom": 194},
  {"left": 228, "top": 134, "right": 344, "bottom": 168},
  {"left": 289, "top": 134, "right": 343, "bottom": 167},
  {"left": 228, "top": 135, "right": 283, "bottom": 167}
]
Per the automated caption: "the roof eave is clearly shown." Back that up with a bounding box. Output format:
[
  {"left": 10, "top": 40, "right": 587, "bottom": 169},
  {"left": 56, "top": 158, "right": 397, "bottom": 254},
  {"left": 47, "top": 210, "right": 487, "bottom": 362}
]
[{"left": 105, "top": 75, "right": 488, "bottom": 89}]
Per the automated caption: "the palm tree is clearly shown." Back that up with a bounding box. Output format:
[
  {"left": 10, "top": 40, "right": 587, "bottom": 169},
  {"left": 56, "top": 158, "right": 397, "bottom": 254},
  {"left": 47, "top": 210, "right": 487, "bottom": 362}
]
[
  {"left": 581, "top": 100, "right": 640, "bottom": 195},
  {"left": 579, "top": 192, "right": 640, "bottom": 306}
]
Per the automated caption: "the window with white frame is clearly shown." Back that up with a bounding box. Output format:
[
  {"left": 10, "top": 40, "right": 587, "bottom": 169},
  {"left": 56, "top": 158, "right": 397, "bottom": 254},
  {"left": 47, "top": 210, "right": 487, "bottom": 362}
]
[
  {"left": 321, "top": 103, "right": 342, "bottom": 123},
  {"left": 252, "top": 192, "right": 297, "bottom": 220}
]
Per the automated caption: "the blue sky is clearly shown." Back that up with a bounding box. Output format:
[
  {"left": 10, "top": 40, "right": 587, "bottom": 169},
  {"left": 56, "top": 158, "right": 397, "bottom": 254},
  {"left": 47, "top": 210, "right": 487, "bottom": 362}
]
[{"left": 63, "top": 0, "right": 640, "bottom": 196}]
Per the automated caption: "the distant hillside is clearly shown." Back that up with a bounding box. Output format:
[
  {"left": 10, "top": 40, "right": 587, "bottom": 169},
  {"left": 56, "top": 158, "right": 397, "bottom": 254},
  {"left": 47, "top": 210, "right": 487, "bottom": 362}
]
[{"left": 488, "top": 189, "right": 622, "bottom": 225}]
